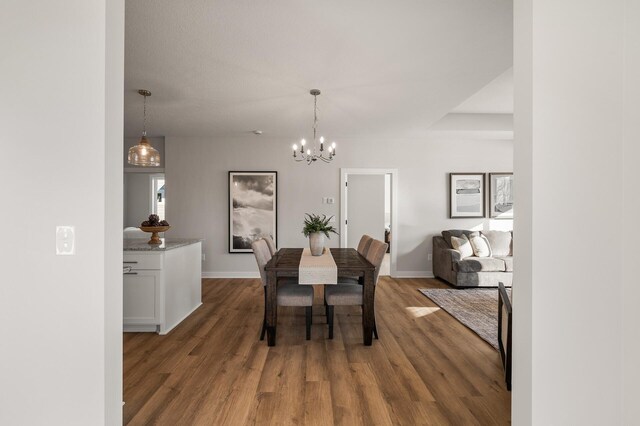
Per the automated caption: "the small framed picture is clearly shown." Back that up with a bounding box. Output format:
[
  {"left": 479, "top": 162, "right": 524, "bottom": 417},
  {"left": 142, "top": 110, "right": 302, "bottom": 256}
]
[
  {"left": 449, "top": 173, "right": 486, "bottom": 218},
  {"left": 229, "top": 171, "right": 277, "bottom": 253},
  {"left": 489, "top": 173, "right": 514, "bottom": 219}
]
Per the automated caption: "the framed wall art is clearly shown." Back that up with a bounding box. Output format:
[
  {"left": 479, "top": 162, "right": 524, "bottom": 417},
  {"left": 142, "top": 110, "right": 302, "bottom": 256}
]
[
  {"left": 489, "top": 172, "right": 514, "bottom": 219},
  {"left": 449, "top": 173, "right": 486, "bottom": 218},
  {"left": 229, "top": 171, "right": 277, "bottom": 253}
]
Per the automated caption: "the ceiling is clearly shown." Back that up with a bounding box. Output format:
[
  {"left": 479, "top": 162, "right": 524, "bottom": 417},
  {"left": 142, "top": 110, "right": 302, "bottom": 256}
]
[
  {"left": 124, "top": 0, "right": 513, "bottom": 140},
  {"left": 451, "top": 68, "right": 513, "bottom": 114}
]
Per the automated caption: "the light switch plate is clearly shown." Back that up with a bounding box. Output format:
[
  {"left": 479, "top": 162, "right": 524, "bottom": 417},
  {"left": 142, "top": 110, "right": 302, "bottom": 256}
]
[
  {"left": 327, "top": 197, "right": 335, "bottom": 204},
  {"left": 56, "top": 226, "right": 76, "bottom": 255}
]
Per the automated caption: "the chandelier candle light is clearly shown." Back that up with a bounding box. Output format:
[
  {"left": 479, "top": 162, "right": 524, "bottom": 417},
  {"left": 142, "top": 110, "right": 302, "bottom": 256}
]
[
  {"left": 128, "top": 89, "right": 160, "bottom": 167},
  {"left": 292, "top": 89, "right": 336, "bottom": 164}
]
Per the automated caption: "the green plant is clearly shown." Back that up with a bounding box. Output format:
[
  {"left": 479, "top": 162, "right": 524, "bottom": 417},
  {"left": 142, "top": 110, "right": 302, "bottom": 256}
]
[{"left": 302, "top": 213, "right": 339, "bottom": 238}]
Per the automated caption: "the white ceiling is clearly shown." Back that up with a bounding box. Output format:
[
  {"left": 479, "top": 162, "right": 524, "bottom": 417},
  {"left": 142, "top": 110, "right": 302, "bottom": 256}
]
[
  {"left": 451, "top": 68, "right": 513, "bottom": 114},
  {"left": 124, "top": 0, "right": 513, "bottom": 140}
]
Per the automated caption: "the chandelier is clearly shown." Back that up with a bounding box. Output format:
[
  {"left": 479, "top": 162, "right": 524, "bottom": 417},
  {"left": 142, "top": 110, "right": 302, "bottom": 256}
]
[
  {"left": 292, "top": 89, "right": 336, "bottom": 164},
  {"left": 128, "top": 89, "right": 160, "bottom": 167}
]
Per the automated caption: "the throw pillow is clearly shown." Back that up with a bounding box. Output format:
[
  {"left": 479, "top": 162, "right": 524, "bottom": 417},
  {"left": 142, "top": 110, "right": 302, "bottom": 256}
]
[
  {"left": 469, "top": 233, "right": 492, "bottom": 257},
  {"left": 451, "top": 235, "right": 473, "bottom": 259}
]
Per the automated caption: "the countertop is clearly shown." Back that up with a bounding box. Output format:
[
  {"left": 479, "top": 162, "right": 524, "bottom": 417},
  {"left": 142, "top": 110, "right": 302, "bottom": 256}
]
[{"left": 124, "top": 238, "right": 202, "bottom": 251}]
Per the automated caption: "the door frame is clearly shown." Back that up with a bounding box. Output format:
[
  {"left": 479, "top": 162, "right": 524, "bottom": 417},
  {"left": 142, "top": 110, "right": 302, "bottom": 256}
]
[{"left": 340, "top": 168, "right": 398, "bottom": 277}]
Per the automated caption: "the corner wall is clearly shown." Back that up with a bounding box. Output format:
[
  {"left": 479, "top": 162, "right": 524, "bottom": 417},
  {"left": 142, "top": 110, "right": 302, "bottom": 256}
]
[
  {"left": 513, "top": 0, "right": 637, "bottom": 423},
  {"left": 165, "top": 135, "right": 512, "bottom": 277},
  {"left": 1, "top": 0, "right": 124, "bottom": 424}
]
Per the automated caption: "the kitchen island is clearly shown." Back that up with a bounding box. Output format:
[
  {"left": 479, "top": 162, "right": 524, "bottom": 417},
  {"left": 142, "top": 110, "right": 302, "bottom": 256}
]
[{"left": 124, "top": 238, "right": 202, "bottom": 334}]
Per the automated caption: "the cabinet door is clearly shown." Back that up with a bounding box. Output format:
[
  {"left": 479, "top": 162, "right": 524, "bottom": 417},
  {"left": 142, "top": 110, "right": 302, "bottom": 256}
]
[{"left": 123, "top": 270, "right": 161, "bottom": 324}]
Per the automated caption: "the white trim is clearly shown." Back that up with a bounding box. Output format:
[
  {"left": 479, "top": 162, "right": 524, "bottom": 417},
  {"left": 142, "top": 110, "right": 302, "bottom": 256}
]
[
  {"left": 340, "top": 168, "right": 399, "bottom": 278},
  {"left": 393, "top": 271, "right": 435, "bottom": 278},
  {"left": 158, "top": 303, "right": 202, "bottom": 335},
  {"left": 202, "top": 271, "right": 260, "bottom": 279},
  {"left": 124, "top": 167, "right": 165, "bottom": 173}
]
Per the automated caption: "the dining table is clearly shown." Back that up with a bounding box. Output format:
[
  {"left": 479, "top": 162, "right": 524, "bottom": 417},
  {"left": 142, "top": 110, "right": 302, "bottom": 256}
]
[{"left": 264, "top": 247, "right": 376, "bottom": 346}]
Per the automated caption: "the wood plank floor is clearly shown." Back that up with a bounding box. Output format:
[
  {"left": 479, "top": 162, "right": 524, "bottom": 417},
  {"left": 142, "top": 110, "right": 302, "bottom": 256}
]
[{"left": 123, "top": 277, "right": 511, "bottom": 425}]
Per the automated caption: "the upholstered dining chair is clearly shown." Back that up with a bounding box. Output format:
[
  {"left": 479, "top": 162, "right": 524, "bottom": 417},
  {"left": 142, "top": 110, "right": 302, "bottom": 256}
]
[
  {"left": 251, "top": 239, "right": 314, "bottom": 340},
  {"left": 324, "top": 238, "right": 388, "bottom": 339},
  {"left": 263, "top": 235, "right": 277, "bottom": 256},
  {"left": 339, "top": 234, "right": 375, "bottom": 285}
]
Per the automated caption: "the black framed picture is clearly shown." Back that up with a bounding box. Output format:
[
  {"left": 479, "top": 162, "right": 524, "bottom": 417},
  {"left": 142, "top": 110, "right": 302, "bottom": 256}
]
[
  {"left": 449, "top": 173, "right": 486, "bottom": 218},
  {"left": 489, "top": 173, "right": 514, "bottom": 219},
  {"left": 228, "top": 171, "right": 277, "bottom": 253}
]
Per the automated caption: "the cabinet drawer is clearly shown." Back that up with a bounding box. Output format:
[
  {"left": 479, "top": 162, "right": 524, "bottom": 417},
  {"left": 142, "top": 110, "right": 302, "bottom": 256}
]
[{"left": 123, "top": 253, "right": 163, "bottom": 270}]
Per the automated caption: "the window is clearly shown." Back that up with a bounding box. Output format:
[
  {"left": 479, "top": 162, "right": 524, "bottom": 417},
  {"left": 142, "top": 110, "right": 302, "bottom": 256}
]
[{"left": 151, "top": 175, "right": 165, "bottom": 220}]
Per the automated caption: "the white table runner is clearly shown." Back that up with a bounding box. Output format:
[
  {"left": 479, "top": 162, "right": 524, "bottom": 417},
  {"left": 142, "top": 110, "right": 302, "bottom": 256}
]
[{"left": 298, "top": 248, "right": 338, "bottom": 284}]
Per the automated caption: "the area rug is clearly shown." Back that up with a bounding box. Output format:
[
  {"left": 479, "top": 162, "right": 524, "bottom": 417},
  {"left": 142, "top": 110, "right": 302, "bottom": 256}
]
[{"left": 418, "top": 288, "right": 511, "bottom": 350}]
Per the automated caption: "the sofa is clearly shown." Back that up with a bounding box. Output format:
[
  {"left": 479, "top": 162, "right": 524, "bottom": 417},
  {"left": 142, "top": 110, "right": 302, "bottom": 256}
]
[{"left": 433, "top": 229, "right": 513, "bottom": 287}]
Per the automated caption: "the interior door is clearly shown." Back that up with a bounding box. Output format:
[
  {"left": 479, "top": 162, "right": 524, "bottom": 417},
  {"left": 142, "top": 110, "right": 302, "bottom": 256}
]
[{"left": 346, "top": 174, "right": 386, "bottom": 248}]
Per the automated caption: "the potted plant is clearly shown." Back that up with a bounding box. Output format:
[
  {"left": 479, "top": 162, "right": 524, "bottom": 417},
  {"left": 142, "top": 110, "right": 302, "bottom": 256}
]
[{"left": 302, "top": 213, "right": 338, "bottom": 256}]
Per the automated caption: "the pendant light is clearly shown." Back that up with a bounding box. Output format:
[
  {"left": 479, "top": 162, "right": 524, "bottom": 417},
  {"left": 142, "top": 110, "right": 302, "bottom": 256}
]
[
  {"left": 291, "top": 89, "right": 337, "bottom": 164},
  {"left": 128, "top": 89, "right": 160, "bottom": 167}
]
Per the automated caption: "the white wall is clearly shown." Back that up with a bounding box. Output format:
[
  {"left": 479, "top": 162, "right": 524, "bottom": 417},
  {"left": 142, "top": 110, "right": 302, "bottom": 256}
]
[
  {"left": 513, "top": 0, "right": 639, "bottom": 423},
  {"left": 0, "top": 0, "right": 123, "bottom": 424},
  {"left": 166, "top": 135, "right": 512, "bottom": 277},
  {"left": 124, "top": 173, "right": 153, "bottom": 227},
  {"left": 346, "top": 174, "right": 386, "bottom": 248},
  {"left": 623, "top": 2, "right": 640, "bottom": 422}
]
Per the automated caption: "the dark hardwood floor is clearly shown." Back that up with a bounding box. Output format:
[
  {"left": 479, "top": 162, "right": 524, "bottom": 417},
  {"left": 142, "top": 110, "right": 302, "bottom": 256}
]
[{"left": 124, "top": 277, "right": 511, "bottom": 425}]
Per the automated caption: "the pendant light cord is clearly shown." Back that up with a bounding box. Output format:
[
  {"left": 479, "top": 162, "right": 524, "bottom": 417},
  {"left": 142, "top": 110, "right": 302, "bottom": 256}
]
[
  {"left": 313, "top": 93, "right": 318, "bottom": 144},
  {"left": 143, "top": 94, "right": 147, "bottom": 136}
]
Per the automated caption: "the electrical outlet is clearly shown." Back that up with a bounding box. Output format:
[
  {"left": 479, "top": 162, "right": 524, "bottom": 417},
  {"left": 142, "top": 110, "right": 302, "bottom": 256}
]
[
  {"left": 56, "top": 226, "right": 76, "bottom": 255},
  {"left": 427, "top": 253, "right": 433, "bottom": 261},
  {"left": 202, "top": 253, "right": 206, "bottom": 261},
  {"left": 327, "top": 197, "right": 335, "bottom": 204}
]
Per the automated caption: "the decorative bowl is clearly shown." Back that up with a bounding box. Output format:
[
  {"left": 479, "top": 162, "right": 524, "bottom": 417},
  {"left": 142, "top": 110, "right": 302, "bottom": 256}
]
[{"left": 139, "top": 225, "right": 170, "bottom": 244}]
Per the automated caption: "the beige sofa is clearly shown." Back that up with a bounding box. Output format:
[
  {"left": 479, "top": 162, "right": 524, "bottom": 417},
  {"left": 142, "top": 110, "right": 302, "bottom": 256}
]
[{"left": 432, "top": 229, "right": 513, "bottom": 287}]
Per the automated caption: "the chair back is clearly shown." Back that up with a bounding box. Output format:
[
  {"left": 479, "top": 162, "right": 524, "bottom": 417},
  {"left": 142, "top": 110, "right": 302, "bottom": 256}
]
[
  {"left": 263, "top": 235, "right": 277, "bottom": 256},
  {"left": 251, "top": 239, "right": 272, "bottom": 286},
  {"left": 357, "top": 235, "right": 374, "bottom": 256},
  {"left": 365, "top": 239, "right": 388, "bottom": 285}
]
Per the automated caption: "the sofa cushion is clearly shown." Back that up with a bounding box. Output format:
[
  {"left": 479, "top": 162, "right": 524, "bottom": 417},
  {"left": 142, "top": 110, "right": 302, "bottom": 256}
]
[
  {"left": 442, "top": 230, "right": 474, "bottom": 248},
  {"left": 495, "top": 256, "right": 513, "bottom": 272},
  {"left": 450, "top": 235, "right": 473, "bottom": 258},
  {"left": 469, "top": 233, "right": 492, "bottom": 257},
  {"left": 481, "top": 231, "right": 512, "bottom": 257},
  {"left": 454, "top": 257, "right": 506, "bottom": 273}
]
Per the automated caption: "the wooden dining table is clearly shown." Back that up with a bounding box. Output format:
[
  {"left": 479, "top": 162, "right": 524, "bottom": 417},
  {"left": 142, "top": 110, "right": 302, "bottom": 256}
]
[{"left": 264, "top": 248, "right": 376, "bottom": 346}]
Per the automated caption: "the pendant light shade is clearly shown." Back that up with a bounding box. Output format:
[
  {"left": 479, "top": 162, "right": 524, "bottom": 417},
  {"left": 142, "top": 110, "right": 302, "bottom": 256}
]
[
  {"left": 128, "top": 89, "right": 160, "bottom": 167},
  {"left": 128, "top": 134, "right": 160, "bottom": 166}
]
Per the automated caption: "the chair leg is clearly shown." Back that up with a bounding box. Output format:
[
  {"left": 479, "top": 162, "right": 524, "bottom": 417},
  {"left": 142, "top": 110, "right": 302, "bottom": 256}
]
[
  {"left": 305, "top": 306, "right": 312, "bottom": 340},
  {"left": 327, "top": 305, "right": 334, "bottom": 339},
  {"left": 260, "top": 319, "right": 267, "bottom": 341},
  {"left": 260, "top": 290, "right": 267, "bottom": 340}
]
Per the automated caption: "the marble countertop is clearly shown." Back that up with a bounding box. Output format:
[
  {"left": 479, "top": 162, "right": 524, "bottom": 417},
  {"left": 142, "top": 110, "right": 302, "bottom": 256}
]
[{"left": 124, "top": 238, "right": 202, "bottom": 251}]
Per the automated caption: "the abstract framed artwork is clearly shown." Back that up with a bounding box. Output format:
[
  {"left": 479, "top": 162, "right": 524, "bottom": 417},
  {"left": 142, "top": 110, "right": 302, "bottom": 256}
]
[
  {"left": 449, "top": 173, "right": 486, "bottom": 218},
  {"left": 489, "top": 173, "right": 514, "bottom": 219},
  {"left": 229, "top": 171, "right": 277, "bottom": 253}
]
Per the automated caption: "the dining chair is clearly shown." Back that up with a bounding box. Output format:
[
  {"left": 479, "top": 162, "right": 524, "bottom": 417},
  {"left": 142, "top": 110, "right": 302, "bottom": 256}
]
[
  {"left": 324, "top": 238, "right": 388, "bottom": 339},
  {"left": 339, "top": 234, "right": 374, "bottom": 285},
  {"left": 263, "top": 235, "right": 277, "bottom": 256},
  {"left": 251, "top": 239, "right": 314, "bottom": 340}
]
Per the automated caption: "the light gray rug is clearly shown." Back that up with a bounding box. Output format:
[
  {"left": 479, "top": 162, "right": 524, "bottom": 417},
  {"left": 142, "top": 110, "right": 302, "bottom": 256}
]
[{"left": 418, "top": 288, "right": 511, "bottom": 350}]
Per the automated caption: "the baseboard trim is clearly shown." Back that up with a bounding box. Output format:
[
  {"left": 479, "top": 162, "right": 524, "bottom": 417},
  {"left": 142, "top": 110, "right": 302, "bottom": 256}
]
[
  {"left": 202, "top": 271, "right": 260, "bottom": 279},
  {"left": 393, "top": 271, "right": 435, "bottom": 278},
  {"left": 203, "top": 271, "right": 434, "bottom": 279}
]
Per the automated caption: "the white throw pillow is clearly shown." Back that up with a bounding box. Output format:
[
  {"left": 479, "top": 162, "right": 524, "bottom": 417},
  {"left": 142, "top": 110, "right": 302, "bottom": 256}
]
[
  {"left": 469, "top": 234, "right": 492, "bottom": 257},
  {"left": 451, "top": 235, "right": 473, "bottom": 259}
]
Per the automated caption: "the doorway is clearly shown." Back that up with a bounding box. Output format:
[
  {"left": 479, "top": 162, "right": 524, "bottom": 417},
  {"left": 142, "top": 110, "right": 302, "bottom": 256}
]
[{"left": 340, "top": 168, "right": 398, "bottom": 277}]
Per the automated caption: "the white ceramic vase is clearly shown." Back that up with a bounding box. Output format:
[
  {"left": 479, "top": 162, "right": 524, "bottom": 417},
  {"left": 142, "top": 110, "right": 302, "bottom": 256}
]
[{"left": 309, "top": 232, "right": 325, "bottom": 256}]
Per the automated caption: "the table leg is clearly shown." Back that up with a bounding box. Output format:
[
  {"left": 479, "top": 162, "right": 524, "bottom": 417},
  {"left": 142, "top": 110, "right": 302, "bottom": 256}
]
[
  {"left": 362, "top": 269, "right": 375, "bottom": 346},
  {"left": 266, "top": 270, "right": 277, "bottom": 346}
]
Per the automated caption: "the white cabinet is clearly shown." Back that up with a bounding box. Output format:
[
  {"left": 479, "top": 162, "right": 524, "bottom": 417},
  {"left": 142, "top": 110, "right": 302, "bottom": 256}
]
[{"left": 123, "top": 241, "right": 202, "bottom": 334}]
